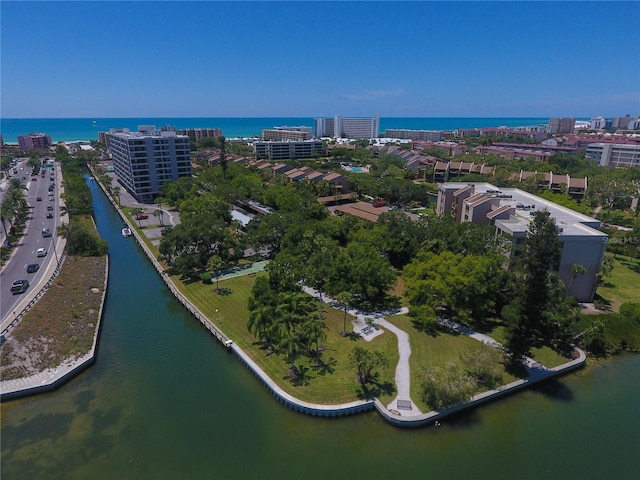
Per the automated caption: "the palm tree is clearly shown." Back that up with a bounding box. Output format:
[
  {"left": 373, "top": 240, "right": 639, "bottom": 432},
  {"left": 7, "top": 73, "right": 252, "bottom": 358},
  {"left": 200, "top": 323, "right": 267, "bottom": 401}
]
[
  {"left": 207, "top": 254, "right": 226, "bottom": 292},
  {"left": 567, "top": 263, "right": 587, "bottom": 298},
  {"left": 277, "top": 323, "right": 301, "bottom": 376},
  {"left": 247, "top": 305, "right": 276, "bottom": 348},
  {"left": 335, "top": 291, "right": 354, "bottom": 336},
  {"left": 153, "top": 207, "right": 164, "bottom": 227},
  {"left": 0, "top": 199, "right": 14, "bottom": 243},
  {"left": 302, "top": 314, "right": 327, "bottom": 366},
  {"left": 113, "top": 186, "right": 121, "bottom": 206}
]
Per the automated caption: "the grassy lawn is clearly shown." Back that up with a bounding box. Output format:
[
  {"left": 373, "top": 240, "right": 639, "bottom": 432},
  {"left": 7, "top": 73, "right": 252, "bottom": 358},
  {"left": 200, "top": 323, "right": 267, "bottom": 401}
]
[
  {"left": 595, "top": 254, "right": 640, "bottom": 312},
  {"left": 169, "top": 270, "right": 571, "bottom": 410},
  {"left": 489, "top": 326, "right": 571, "bottom": 369},
  {"left": 385, "top": 315, "right": 520, "bottom": 412},
  {"left": 171, "top": 273, "right": 398, "bottom": 404}
]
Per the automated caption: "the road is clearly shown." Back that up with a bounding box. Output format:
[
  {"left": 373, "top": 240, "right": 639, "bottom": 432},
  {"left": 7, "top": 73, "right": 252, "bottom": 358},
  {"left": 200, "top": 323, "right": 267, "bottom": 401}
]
[{"left": 0, "top": 161, "right": 65, "bottom": 327}]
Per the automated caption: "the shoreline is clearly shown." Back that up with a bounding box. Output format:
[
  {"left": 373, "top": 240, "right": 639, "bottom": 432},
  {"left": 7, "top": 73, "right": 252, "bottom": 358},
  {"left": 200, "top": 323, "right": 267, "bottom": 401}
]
[{"left": 87, "top": 165, "right": 587, "bottom": 427}]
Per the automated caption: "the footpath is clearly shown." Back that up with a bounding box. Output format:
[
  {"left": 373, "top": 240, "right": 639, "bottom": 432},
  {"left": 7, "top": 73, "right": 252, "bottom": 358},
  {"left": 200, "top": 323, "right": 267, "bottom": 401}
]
[{"left": 106, "top": 169, "right": 586, "bottom": 425}]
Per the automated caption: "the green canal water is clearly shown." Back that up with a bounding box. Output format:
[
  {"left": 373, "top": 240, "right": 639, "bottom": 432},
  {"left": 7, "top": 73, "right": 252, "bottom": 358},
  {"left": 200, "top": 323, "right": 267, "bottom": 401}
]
[{"left": 1, "top": 179, "right": 639, "bottom": 479}]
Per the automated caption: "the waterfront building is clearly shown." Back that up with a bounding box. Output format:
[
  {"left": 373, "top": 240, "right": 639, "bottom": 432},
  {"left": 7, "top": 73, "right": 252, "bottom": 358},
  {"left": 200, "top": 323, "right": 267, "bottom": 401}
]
[
  {"left": 176, "top": 128, "right": 222, "bottom": 143},
  {"left": 383, "top": 129, "right": 442, "bottom": 142},
  {"left": 436, "top": 182, "right": 607, "bottom": 302},
  {"left": 261, "top": 127, "right": 312, "bottom": 141},
  {"left": 590, "top": 117, "right": 609, "bottom": 130},
  {"left": 105, "top": 126, "right": 192, "bottom": 203},
  {"left": 17, "top": 132, "right": 52, "bottom": 150},
  {"left": 253, "top": 140, "right": 324, "bottom": 160},
  {"left": 315, "top": 115, "right": 380, "bottom": 139},
  {"left": 610, "top": 115, "right": 639, "bottom": 130},
  {"left": 586, "top": 142, "right": 640, "bottom": 167},
  {"left": 548, "top": 117, "right": 576, "bottom": 134}
]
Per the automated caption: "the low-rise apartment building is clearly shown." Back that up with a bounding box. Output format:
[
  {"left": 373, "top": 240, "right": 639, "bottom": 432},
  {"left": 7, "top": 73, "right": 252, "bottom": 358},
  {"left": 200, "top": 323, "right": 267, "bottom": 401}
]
[{"left": 437, "top": 182, "right": 607, "bottom": 302}]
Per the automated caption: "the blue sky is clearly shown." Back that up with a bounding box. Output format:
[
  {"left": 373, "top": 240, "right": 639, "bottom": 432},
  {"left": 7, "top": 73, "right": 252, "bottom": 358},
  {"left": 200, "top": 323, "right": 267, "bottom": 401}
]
[{"left": 2, "top": 1, "right": 639, "bottom": 118}]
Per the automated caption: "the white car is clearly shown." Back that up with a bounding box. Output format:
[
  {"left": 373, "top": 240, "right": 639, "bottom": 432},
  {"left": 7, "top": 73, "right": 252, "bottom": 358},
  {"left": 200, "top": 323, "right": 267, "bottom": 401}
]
[{"left": 36, "top": 248, "right": 47, "bottom": 257}]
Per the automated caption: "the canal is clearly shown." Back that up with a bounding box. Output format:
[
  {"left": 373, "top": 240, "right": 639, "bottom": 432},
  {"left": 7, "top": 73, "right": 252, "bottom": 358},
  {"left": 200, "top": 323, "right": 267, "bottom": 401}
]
[{"left": 1, "top": 178, "right": 639, "bottom": 479}]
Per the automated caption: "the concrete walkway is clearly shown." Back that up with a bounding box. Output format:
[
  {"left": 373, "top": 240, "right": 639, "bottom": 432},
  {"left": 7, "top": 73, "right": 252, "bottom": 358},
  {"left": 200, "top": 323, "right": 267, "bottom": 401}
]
[{"left": 301, "top": 287, "right": 423, "bottom": 416}]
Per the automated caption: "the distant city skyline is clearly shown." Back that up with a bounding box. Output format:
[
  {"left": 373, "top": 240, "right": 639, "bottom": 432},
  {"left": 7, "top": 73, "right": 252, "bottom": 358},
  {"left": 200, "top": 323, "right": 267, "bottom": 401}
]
[{"left": 2, "top": 1, "right": 639, "bottom": 119}]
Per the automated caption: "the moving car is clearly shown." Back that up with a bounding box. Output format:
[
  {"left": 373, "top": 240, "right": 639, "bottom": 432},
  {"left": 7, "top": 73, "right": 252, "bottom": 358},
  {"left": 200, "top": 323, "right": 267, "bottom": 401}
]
[
  {"left": 47, "top": 205, "right": 54, "bottom": 211},
  {"left": 36, "top": 197, "right": 42, "bottom": 201},
  {"left": 42, "top": 228, "right": 52, "bottom": 238},
  {"left": 46, "top": 212, "right": 54, "bottom": 219},
  {"left": 26, "top": 263, "right": 40, "bottom": 273},
  {"left": 10, "top": 279, "right": 29, "bottom": 294},
  {"left": 36, "top": 248, "right": 47, "bottom": 257}
]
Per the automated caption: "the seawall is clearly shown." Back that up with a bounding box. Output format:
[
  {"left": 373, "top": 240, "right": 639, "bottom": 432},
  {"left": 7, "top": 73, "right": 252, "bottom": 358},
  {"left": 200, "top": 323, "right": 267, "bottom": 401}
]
[{"left": 89, "top": 167, "right": 587, "bottom": 426}]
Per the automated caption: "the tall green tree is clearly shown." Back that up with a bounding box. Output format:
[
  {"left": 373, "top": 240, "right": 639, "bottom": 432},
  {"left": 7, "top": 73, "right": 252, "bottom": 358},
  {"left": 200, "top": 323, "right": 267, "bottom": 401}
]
[
  {"left": 502, "top": 210, "right": 571, "bottom": 365},
  {"left": 335, "top": 291, "right": 354, "bottom": 336},
  {"left": 349, "top": 346, "right": 388, "bottom": 385}
]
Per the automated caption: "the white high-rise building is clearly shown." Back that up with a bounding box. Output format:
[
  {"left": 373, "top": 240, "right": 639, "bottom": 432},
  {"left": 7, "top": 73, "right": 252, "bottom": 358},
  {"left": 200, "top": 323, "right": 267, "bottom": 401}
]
[
  {"left": 106, "top": 126, "right": 192, "bottom": 203},
  {"left": 315, "top": 115, "right": 380, "bottom": 138}
]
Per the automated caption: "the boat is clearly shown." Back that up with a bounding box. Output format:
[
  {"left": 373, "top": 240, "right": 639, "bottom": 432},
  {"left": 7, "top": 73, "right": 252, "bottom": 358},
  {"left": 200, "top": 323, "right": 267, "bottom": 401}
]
[{"left": 122, "top": 227, "right": 132, "bottom": 237}]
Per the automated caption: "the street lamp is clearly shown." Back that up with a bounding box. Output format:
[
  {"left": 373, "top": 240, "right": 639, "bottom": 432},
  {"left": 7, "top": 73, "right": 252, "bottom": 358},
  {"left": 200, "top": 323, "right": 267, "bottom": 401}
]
[{"left": 216, "top": 309, "right": 220, "bottom": 323}]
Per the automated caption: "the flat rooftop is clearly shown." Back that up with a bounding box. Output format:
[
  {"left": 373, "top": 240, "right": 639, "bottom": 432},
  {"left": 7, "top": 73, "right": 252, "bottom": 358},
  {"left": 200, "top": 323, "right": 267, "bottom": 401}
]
[{"left": 442, "top": 182, "right": 606, "bottom": 238}]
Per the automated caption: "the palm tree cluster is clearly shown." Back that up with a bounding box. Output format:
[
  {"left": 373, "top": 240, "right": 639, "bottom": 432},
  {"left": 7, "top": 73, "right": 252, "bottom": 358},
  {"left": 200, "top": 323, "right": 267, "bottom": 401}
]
[
  {"left": 248, "top": 277, "right": 327, "bottom": 375},
  {"left": 1, "top": 178, "right": 29, "bottom": 246}
]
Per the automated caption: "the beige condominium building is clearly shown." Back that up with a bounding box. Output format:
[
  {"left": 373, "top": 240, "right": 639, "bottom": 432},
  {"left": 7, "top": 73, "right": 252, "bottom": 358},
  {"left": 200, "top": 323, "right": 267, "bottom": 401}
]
[
  {"left": 586, "top": 142, "right": 640, "bottom": 168},
  {"left": 437, "top": 182, "right": 607, "bottom": 302}
]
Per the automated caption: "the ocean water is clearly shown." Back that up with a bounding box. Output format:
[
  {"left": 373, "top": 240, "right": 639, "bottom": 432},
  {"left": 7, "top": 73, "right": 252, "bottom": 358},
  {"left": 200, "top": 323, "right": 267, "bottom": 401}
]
[{"left": 0, "top": 117, "right": 553, "bottom": 144}]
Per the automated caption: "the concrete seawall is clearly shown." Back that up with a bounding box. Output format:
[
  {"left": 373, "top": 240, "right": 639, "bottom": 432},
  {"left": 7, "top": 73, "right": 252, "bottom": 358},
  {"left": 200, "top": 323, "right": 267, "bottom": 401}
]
[
  {"left": 90, "top": 168, "right": 587, "bottom": 426},
  {"left": 1, "top": 256, "right": 110, "bottom": 401}
]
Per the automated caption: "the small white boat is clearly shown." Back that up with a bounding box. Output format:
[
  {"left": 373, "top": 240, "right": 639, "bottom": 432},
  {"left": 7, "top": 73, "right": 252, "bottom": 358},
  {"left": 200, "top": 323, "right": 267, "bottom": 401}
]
[{"left": 122, "top": 227, "right": 132, "bottom": 237}]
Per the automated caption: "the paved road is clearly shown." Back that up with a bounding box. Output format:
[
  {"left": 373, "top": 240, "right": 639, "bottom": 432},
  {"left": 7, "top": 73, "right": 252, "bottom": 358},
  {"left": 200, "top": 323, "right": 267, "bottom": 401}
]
[{"left": 1, "top": 162, "right": 67, "bottom": 331}]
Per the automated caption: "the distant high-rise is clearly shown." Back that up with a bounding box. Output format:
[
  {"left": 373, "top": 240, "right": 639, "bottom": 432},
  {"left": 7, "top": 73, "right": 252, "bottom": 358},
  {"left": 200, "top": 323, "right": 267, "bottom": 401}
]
[
  {"left": 384, "top": 129, "right": 442, "bottom": 142},
  {"left": 261, "top": 126, "right": 312, "bottom": 141},
  {"left": 315, "top": 115, "right": 380, "bottom": 138},
  {"left": 106, "top": 126, "right": 192, "bottom": 203},
  {"left": 176, "top": 128, "right": 222, "bottom": 143},
  {"left": 548, "top": 117, "right": 575, "bottom": 134},
  {"left": 18, "top": 132, "right": 52, "bottom": 150},
  {"left": 590, "top": 117, "right": 608, "bottom": 130}
]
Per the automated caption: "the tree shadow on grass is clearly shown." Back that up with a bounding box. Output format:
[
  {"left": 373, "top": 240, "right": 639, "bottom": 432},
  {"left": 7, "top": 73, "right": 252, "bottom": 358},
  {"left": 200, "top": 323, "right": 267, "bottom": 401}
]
[
  {"left": 287, "top": 364, "right": 314, "bottom": 387},
  {"left": 355, "top": 372, "right": 396, "bottom": 399},
  {"left": 312, "top": 356, "right": 337, "bottom": 376},
  {"left": 215, "top": 287, "right": 232, "bottom": 296}
]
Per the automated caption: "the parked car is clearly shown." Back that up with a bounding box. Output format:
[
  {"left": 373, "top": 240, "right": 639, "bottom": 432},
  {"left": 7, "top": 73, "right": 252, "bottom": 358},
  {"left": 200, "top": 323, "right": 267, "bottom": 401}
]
[
  {"left": 36, "top": 197, "right": 42, "bottom": 201},
  {"left": 135, "top": 214, "right": 149, "bottom": 220},
  {"left": 10, "top": 279, "right": 29, "bottom": 294},
  {"left": 36, "top": 248, "right": 47, "bottom": 257},
  {"left": 26, "top": 263, "right": 40, "bottom": 273}
]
